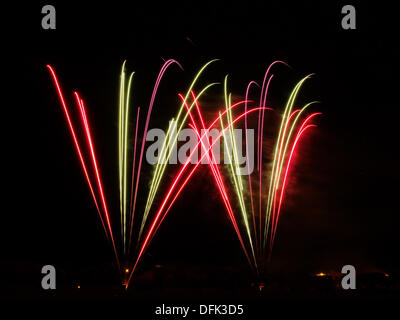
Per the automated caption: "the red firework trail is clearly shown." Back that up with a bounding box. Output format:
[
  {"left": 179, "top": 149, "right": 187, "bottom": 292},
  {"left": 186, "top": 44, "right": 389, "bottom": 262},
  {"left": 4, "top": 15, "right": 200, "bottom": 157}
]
[
  {"left": 47, "top": 65, "right": 120, "bottom": 269},
  {"left": 255, "top": 60, "right": 288, "bottom": 255},
  {"left": 271, "top": 113, "right": 321, "bottom": 246},
  {"left": 75, "top": 94, "right": 114, "bottom": 250},
  {"left": 129, "top": 59, "right": 182, "bottom": 249},
  {"left": 268, "top": 108, "right": 302, "bottom": 238},
  {"left": 245, "top": 80, "right": 259, "bottom": 252},
  {"left": 258, "top": 74, "right": 274, "bottom": 252},
  {"left": 257, "top": 61, "right": 288, "bottom": 171},
  {"left": 129, "top": 106, "right": 140, "bottom": 217}
]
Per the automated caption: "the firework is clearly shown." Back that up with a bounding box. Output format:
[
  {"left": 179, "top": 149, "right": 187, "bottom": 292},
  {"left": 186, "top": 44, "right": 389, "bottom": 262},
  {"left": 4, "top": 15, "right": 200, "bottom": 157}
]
[
  {"left": 47, "top": 60, "right": 229, "bottom": 288},
  {"left": 214, "top": 62, "right": 321, "bottom": 275},
  {"left": 47, "top": 59, "right": 320, "bottom": 287}
]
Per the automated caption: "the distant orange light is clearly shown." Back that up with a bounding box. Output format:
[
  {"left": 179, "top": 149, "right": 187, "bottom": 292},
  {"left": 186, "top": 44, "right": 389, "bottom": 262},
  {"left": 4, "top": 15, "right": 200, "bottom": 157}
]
[
  {"left": 77, "top": 285, "right": 80, "bottom": 289},
  {"left": 125, "top": 268, "right": 129, "bottom": 274},
  {"left": 155, "top": 264, "right": 162, "bottom": 268},
  {"left": 316, "top": 272, "right": 326, "bottom": 277},
  {"left": 384, "top": 273, "right": 390, "bottom": 278}
]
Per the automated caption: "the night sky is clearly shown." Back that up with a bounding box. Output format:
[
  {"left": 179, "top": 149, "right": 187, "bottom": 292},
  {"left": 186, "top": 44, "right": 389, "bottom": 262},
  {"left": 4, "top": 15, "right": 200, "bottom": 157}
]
[{"left": 2, "top": 1, "right": 399, "bottom": 298}]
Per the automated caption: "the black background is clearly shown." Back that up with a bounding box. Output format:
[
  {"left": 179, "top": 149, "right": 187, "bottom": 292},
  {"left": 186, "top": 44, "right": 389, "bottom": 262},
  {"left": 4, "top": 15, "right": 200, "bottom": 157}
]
[{"left": 1, "top": 0, "right": 399, "bottom": 311}]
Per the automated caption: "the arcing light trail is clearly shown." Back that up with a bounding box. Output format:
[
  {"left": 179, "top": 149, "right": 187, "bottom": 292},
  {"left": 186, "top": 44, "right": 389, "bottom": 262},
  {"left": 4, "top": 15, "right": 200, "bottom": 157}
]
[
  {"left": 47, "top": 59, "right": 319, "bottom": 287},
  {"left": 218, "top": 63, "right": 320, "bottom": 274}
]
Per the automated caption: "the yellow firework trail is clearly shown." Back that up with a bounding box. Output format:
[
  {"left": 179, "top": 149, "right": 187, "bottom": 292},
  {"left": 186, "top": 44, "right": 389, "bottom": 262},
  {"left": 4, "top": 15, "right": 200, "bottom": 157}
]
[
  {"left": 138, "top": 60, "right": 219, "bottom": 240},
  {"left": 118, "top": 61, "right": 134, "bottom": 253},
  {"left": 221, "top": 76, "right": 257, "bottom": 267},
  {"left": 264, "top": 74, "right": 313, "bottom": 247}
]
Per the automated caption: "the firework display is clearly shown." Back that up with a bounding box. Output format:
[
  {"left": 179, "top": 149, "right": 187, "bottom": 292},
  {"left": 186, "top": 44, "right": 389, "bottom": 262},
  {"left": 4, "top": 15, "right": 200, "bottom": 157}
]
[
  {"left": 3, "top": 2, "right": 399, "bottom": 314},
  {"left": 47, "top": 59, "right": 319, "bottom": 288}
]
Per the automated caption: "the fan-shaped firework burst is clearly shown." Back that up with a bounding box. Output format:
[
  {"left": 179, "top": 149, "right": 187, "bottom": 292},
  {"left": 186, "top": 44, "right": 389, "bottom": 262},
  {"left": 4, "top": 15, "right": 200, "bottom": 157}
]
[{"left": 201, "top": 62, "right": 321, "bottom": 277}]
